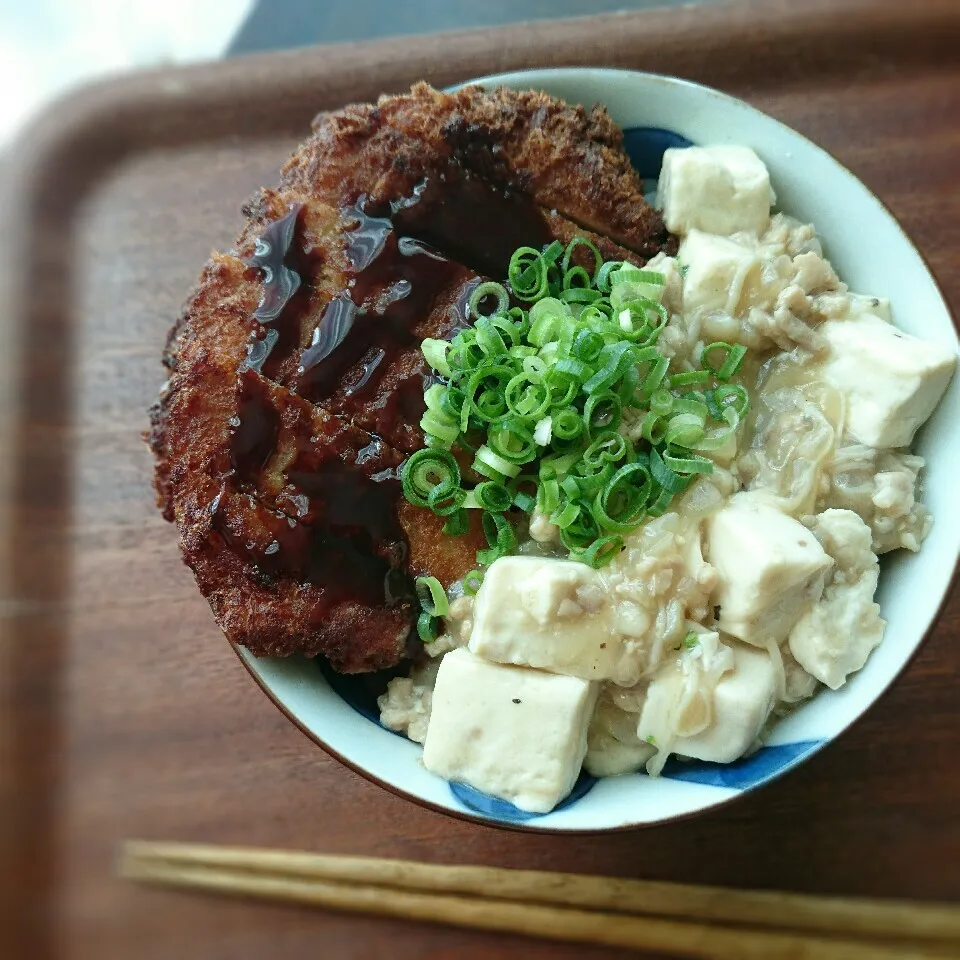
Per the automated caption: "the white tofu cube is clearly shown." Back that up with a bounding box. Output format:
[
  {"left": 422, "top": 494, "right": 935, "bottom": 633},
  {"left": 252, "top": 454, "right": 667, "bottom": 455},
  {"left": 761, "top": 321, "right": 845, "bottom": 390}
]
[
  {"left": 639, "top": 643, "right": 777, "bottom": 764},
  {"left": 422, "top": 649, "right": 598, "bottom": 813},
  {"left": 846, "top": 293, "right": 892, "bottom": 323},
  {"left": 678, "top": 229, "right": 760, "bottom": 316},
  {"left": 657, "top": 146, "right": 775, "bottom": 237},
  {"left": 642, "top": 252, "right": 684, "bottom": 314},
  {"left": 790, "top": 598, "right": 883, "bottom": 690},
  {"left": 788, "top": 509, "right": 885, "bottom": 689},
  {"left": 706, "top": 493, "right": 834, "bottom": 645},
  {"left": 469, "top": 555, "right": 626, "bottom": 682},
  {"left": 819, "top": 314, "right": 956, "bottom": 448}
]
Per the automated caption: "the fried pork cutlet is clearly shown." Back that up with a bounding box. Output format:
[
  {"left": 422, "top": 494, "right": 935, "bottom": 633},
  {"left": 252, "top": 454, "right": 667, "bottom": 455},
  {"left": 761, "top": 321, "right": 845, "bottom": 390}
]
[{"left": 150, "top": 82, "right": 674, "bottom": 673}]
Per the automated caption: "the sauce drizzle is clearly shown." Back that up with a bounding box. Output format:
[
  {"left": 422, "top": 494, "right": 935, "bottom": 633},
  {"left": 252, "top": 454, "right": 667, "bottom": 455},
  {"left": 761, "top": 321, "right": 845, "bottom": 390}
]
[{"left": 246, "top": 203, "right": 303, "bottom": 322}]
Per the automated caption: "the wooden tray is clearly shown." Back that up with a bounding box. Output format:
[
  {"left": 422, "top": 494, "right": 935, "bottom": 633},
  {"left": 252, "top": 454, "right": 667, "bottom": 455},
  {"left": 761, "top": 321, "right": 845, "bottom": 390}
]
[{"left": 3, "top": 0, "right": 959, "bottom": 956}]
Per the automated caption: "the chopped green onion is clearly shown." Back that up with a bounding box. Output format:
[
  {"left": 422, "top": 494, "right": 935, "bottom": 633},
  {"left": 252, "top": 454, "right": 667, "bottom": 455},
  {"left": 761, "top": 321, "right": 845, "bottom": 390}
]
[
  {"left": 552, "top": 408, "right": 583, "bottom": 441},
  {"left": 478, "top": 511, "right": 518, "bottom": 566},
  {"left": 582, "top": 431, "right": 629, "bottom": 468},
  {"left": 662, "top": 449, "right": 714, "bottom": 474},
  {"left": 398, "top": 236, "right": 750, "bottom": 568},
  {"left": 417, "top": 611, "right": 439, "bottom": 642},
  {"left": 595, "top": 260, "right": 624, "bottom": 293},
  {"left": 416, "top": 575, "right": 449, "bottom": 617},
  {"left": 401, "top": 449, "right": 460, "bottom": 508},
  {"left": 488, "top": 418, "right": 536, "bottom": 463},
  {"left": 593, "top": 461, "right": 652, "bottom": 532},
  {"left": 583, "top": 341, "right": 637, "bottom": 395},
  {"left": 571, "top": 534, "right": 623, "bottom": 569},
  {"left": 560, "top": 287, "right": 602, "bottom": 304},
  {"left": 462, "top": 569, "right": 484, "bottom": 596},
  {"left": 650, "top": 446, "right": 691, "bottom": 494},
  {"left": 512, "top": 490, "right": 536, "bottom": 512},
  {"left": 551, "top": 501, "right": 581, "bottom": 529},
  {"left": 612, "top": 267, "right": 666, "bottom": 287},
  {"left": 422, "top": 338, "right": 452, "bottom": 377},
  {"left": 561, "top": 236, "right": 603, "bottom": 281},
  {"left": 474, "top": 481, "right": 512, "bottom": 512},
  {"left": 420, "top": 384, "right": 460, "bottom": 447},
  {"left": 442, "top": 509, "right": 470, "bottom": 536},
  {"left": 712, "top": 383, "right": 750, "bottom": 418},
  {"left": 473, "top": 444, "right": 523, "bottom": 480},
  {"left": 563, "top": 265, "right": 592, "bottom": 291},
  {"left": 509, "top": 246, "right": 554, "bottom": 302},
  {"left": 505, "top": 373, "right": 550, "bottom": 421},
  {"left": 701, "top": 341, "right": 748, "bottom": 381},
  {"left": 649, "top": 389, "right": 674, "bottom": 416},
  {"left": 668, "top": 369, "right": 711, "bottom": 388},
  {"left": 665, "top": 412, "right": 706, "bottom": 449},
  {"left": 583, "top": 391, "right": 622, "bottom": 438},
  {"left": 427, "top": 484, "right": 465, "bottom": 515},
  {"left": 468, "top": 281, "right": 510, "bottom": 319},
  {"left": 641, "top": 410, "right": 667, "bottom": 445},
  {"left": 538, "top": 476, "right": 560, "bottom": 514},
  {"left": 559, "top": 510, "right": 599, "bottom": 552}
]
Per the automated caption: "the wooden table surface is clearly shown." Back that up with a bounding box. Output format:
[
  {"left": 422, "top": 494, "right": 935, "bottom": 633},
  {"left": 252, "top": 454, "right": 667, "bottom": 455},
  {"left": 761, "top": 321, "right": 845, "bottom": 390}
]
[{"left": 2, "top": 1, "right": 959, "bottom": 957}]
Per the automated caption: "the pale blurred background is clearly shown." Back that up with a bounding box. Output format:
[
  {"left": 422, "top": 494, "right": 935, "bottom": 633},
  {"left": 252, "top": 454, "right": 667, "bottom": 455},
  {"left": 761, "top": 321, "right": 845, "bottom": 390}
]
[
  {"left": 0, "top": 0, "right": 700, "bottom": 149},
  {"left": 0, "top": 0, "right": 252, "bottom": 148}
]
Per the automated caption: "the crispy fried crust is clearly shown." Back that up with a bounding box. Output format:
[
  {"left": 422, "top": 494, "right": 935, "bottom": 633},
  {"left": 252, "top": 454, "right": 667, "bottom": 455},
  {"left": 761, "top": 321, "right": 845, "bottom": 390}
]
[
  {"left": 398, "top": 501, "right": 488, "bottom": 589},
  {"left": 149, "top": 257, "right": 413, "bottom": 671},
  {"left": 299, "top": 83, "right": 671, "bottom": 258},
  {"left": 151, "top": 83, "right": 673, "bottom": 671},
  {"left": 184, "top": 483, "right": 410, "bottom": 670}
]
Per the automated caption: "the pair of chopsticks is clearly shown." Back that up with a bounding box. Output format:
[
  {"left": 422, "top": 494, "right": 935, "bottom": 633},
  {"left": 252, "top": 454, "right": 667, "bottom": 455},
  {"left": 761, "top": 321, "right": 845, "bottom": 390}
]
[{"left": 120, "top": 841, "right": 960, "bottom": 959}]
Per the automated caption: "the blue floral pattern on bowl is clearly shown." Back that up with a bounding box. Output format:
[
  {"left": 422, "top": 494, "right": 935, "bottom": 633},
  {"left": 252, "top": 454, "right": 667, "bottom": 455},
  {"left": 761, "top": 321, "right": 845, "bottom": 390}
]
[
  {"left": 319, "top": 656, "right": 826, "bottom": 822},
  {"left": 450, "top": 770, "right": 598, "bottom": 823},
  {"left": 659, "top": 740, "right": 825, "bottom": 790},
  {"left": 622, "top": 127, "right": 694, "bottom": 183}
]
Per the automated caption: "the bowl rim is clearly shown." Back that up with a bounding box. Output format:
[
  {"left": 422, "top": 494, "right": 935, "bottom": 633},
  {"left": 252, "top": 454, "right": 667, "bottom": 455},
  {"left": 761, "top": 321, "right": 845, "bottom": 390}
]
[{"left": 234, "top": 66, "right": 960, "bottom": 833}]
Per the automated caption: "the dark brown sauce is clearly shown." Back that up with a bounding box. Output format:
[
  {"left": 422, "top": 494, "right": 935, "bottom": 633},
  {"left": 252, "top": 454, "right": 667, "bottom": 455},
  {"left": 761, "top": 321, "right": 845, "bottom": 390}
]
[
  {"left": 453, "top": 277, "right": 482, "bottom": 332},
  {"left": 211, "top": 485, "right": 403, "bottom": 609},
  {"left": 246, "top": 204, "right": 303, "bottom": 322},
  {"left": 229, "top": 164, "right": 554, "bottom": 615},
  {"left": 297, "top": 195, "right": 465, "bottom": 401},
  {"left": 356, "top": 436, "right": 385, "bottom": 465},
  {"left": 372, "top": 376, "right": 432, "bottom": 437},
  {"left": 241, "top": 328, "right": 280, "bottom": 373},
  {"left": 286, "top": 463, "right": 401, "bottom": 553},
  {"left": 296, "top": 173, "right": 552, "bottom": 402},
  {"left": 229, "top": 374, "right": 280, "bottom": 476},
  {"left": 224, "top": 370, "right": 412, "bottom": 607},
  {"left": 345, "top": 348, "right": 387, "bottom": 396},
  {"left": 243, "top": 203, "right": 327, "bottom": 383},
  {"left": 391, "top": 168, "right": 554, "bottom": 278}
]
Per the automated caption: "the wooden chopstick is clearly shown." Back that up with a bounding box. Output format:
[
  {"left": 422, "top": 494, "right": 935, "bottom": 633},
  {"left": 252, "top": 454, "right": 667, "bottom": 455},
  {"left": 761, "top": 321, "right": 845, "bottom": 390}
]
[{"left": 120, "top": 841, "right": 960, "bottom": 960}]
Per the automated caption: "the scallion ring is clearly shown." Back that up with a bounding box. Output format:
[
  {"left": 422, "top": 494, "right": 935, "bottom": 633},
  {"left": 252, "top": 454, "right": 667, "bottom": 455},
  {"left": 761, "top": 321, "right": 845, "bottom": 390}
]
[
  {"left": 416, "top": 575, "right": 449, "bottom": 617},
  {"left": 462, "top": 569, "right": 485, "bottom": 596},
  {"left": 417, "top": 611, "right": 439, "bottom": 642},
  {"left": 401, "top": 449, "right": 461, "bottom": 508},
  {"left": 478, "top": 511, "right": 518, "bottom": 566},
  {"left": 570, "top": 534, "right": 624, "bottom": 569},
  {"left": 561, "top": 236, "right": 603, "bottom": 281},
  {"left": 442, "top": 509, "right": 470, "bottom": 536}
]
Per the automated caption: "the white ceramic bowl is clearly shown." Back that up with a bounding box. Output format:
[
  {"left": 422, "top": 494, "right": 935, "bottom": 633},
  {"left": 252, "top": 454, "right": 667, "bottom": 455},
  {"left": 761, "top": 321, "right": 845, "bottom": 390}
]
[{"left": 239, "top": 69, "right": 960, "bottom": 831}]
